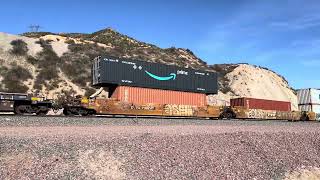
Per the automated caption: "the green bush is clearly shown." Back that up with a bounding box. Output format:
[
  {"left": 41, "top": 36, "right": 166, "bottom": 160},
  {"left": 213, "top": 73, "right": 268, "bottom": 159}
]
[
  {"left": 35, "top": 39, "right": 53, "bottom": 50},
  {"left": 10, "top": 39, "right": 29, "bottom": 56},
  {"left": 22, "top": 32, "right": 57, "bottom": 38},
  {"left": 84, "top": 87, "right": 97, "bottom": 97},
  {"left": 26, "top": 56, "right": 38, "bottom": 65},
  {"left": 4, "top": 65, "right": 32, "bottom": 81},
  {"left": 33, "top": 40, "right": 61, "bottom": 89},
  {"left": 46, "top": 79, "right": 60, "bottom": 91},
  {"left": 65, "top": 39, "right": 75, "bottom": 44},
  {"left": 1, "top": 66, "right": 32, "bottom": 93},
  {"left": 60, "top": 43, "right": 106, "bottom": 87},
  {"left": 221, "top": 86, "right": 232, "bottom": 94}
]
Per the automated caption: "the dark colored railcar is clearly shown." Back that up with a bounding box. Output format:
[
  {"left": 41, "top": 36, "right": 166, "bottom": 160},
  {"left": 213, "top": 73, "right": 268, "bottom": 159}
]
[
  {"left": 92, "top": 56, "right": 218, "bottom": 94},
  {"left": 0, "top": 92, "right": 52, "bottom": 115}
]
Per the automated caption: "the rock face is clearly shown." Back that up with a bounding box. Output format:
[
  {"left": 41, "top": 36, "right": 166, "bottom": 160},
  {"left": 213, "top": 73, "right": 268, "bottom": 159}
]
[
  {"left": 209, "top": 64, "right": 298, "bottom": 110},
  {"left": 0, "top": 28, "right": 297, "bottom": 108}
]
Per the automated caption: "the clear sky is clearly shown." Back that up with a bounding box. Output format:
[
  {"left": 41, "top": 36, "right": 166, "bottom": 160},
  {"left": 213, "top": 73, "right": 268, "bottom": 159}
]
[{"left": 0, "top": 0, "right": 319, "bottom": 89}]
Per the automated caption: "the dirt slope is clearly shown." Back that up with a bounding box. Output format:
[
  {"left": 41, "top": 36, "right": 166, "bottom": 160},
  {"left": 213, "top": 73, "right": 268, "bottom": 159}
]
[{"left": 209, "top": 64, "right": 298, "bottom": 110}]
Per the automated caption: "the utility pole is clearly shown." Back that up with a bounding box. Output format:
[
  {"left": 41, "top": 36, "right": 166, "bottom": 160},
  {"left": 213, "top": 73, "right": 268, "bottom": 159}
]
[{"left": 28, "top": 25, "right": 42, "bottom": 32}]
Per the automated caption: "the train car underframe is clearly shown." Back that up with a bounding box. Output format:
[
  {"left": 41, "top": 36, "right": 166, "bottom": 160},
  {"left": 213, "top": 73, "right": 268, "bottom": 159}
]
[{"left": 62, "top": 98, "right": 316, "bottom": 121}]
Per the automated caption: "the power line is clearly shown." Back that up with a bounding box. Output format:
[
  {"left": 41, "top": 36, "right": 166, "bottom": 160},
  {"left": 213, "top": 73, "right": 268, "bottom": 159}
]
[{"left": 28, "top": 24, "right": 42, "bottom": 32}]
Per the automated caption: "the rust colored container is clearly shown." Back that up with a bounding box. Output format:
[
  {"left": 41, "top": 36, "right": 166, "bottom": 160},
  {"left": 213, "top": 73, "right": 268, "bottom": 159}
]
[
  {"left": 111, "top": 86, "right": 207, "bottom": 106},
  {"left": 230, "top": 97, "right": 291, "bottom": 112}
]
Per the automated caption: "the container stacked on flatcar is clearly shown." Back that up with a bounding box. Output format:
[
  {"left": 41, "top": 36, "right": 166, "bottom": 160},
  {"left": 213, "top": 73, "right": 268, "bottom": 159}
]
[
  {"left": 92, "top": 56, "right": 218, "bottom": 106},
  {"left": 230, "top": 97, "right": 291, "bottom": 111},
  {"left": 229, "top": 97, "right": 304, "bottom": 120},
  {"left": 111, "top": 86, "right": 207, "bottom": 106},
  {"left": 297, "top": 88, "right": 320, "bottom": 120}
]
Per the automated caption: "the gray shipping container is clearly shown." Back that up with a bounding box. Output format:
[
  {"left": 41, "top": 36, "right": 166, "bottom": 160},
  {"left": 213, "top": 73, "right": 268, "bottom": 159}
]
[
  {"left": 297, "top": 88, "right": 320, "bottom": 104},
  {"left": 297, "top": 88, "right": 320, "bottom": 120},
  {"left": 92, "top": 56, "right": 218, "bottom": 94}
]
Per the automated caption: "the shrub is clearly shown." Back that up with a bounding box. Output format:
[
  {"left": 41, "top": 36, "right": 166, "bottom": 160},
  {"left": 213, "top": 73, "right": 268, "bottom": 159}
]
[
  {"left": 84, "top": 87, "right": 97, "bottom": 97},
  {"left": 46, "top": 79, "right": 60, "bottom": 91},
  {"left": 165, "top": 47, "right": 176, "bottom": 53},
  {"left": 10, "top": 39, "right": 29, "bottom": 56},
  {"left": 22, "top": 32, "right": 57, "bottom": 38},
  {"left": 33, "top": 40, "right": 61, "bottom": 89},
  {"left": 60, "top": 43, "right": 106, "bottom": 87},
  {"left": 35, "top": 39, "right": 53, "bottom": 50},
  {"left": 65, "top": 39, "right": 75, "bottom": 44},
  {"left": 4, "top": 65, "right": 32, "bottom": 81},
  {"left": 221, "top": 86, "right": 232, "bottom": 94},
  {"left": 35, "top": 68, "right": 59, "bottom": 85},
  {"left": 26, "top": 56, "right": 38, "bottom": 65},
  {"left": 1, "top": 66, "right": 32, "bottom": 93}
]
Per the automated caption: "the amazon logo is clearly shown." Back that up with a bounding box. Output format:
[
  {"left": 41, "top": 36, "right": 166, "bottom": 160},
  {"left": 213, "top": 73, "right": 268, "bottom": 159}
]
[{"left": 145, "top": 70, "right": 176, "bottom": 81}]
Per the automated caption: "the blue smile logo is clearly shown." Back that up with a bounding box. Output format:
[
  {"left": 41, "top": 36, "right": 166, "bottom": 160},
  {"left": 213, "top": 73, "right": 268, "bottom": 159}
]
[{"left": 145, "top": 70, "right": 176, "bottom": 81}]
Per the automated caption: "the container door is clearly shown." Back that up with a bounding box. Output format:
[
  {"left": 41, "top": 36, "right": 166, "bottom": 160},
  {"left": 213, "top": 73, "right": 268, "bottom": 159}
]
[
  {"left": 312, "top": 105, "right": 320, "bottom": 120},
  {"left": 92, "top": 57, "right": 101, "bottom": 85},
  {"left": 310, "top": 89, "right": 320, "bottom": 104}
]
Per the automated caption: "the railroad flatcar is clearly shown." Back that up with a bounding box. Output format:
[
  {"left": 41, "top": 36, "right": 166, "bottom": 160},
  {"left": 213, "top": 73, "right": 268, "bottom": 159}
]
[
  {"left": 0, "top": 92, "right": 52, "bottom": 115},
  {"left": 61, "top": 95, "right": 316, "bottom": 121},
  {"left": 0, "top": 91, "right": 316, "bottom": 121}
]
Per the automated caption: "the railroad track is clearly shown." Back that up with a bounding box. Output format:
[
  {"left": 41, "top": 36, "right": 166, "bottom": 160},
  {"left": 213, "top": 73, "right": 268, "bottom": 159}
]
[{"left": 1, "top": 113, "right": 317, "bottom": 125}]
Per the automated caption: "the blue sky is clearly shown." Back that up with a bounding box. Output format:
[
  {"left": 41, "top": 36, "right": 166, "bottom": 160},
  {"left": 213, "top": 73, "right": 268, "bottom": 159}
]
[{"left": 0, "top": 0, "right": 319, "bottom": 89}]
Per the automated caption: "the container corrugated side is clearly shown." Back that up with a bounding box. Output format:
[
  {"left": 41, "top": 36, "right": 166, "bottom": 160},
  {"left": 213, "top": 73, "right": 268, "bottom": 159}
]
[
  {"left": 297, "top": 88, "right": 320, "bottom": 104},
  {"left": 230, "top": 97, "right": 291, "bottom": 111},
  {"left": 310, "top": 89, "right": 320, "bottom": 104},
  {"left": 92, "top": 56, "right": 218, "bottom": 94},
  {"left": 297, "top": 89, "right": 311, "bottom": 105},
  {"left": 111, "top": 86, "right": 207, "bottom": 106},
  {"left": 299, "top": 104, "right": 320, "bottom": 120}
]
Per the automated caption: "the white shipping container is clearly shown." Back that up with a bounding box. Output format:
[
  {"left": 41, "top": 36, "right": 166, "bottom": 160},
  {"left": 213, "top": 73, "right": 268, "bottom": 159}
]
[
  {"left": 298, "top": 104, "right": 320, "bottom": 120},
  {"left": 297, "top": 88, "right": 320, "bottom": 104}
]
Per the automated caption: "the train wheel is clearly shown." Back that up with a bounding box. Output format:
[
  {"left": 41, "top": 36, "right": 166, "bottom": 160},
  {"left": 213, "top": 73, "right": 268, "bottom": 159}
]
[
  {"left": 36, "top": 106, "right": 49, "bottom": 116},
  {"left": 220, "top": 110, "right": 236, "bottom": 120},
  {"left": 87, "top": 110, "right": 96, "bottom": 116},
  {"left": 300, "top": 114, "right": 309, "bottom": 121},
  {"left": 63, "top": 108, "right": 72, "bottom": 116},
  {"left": 220, "top": 107, "right": 236, "bottom": 120},
  {"left": 80, "top": 110, "right": 88, "bottom": 116},
  {"left": 225, "top": 112, "right": 234, "bottom": 119},
  {"left": 36, "top": 110, "right": 48, "bottom": 116},
  {"left": 14, "top": 105, "right": 26, "bottom": 115}
]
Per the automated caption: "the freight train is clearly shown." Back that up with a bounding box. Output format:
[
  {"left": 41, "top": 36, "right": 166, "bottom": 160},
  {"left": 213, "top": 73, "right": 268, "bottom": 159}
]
[
  {"left": 0, "top": 55, "right": 318, "bottom": 121},
  {"left": 1, "top": 91, "right": 315, "bottom": 121}
]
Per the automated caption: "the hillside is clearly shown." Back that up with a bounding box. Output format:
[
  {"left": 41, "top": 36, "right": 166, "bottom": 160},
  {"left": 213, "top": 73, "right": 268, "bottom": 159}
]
[
  {"left": 208, "top": 64, "right": 298, "bottom": 110},
  {"left": 0, "top": 28, "right": 298, "bottom": 109}
]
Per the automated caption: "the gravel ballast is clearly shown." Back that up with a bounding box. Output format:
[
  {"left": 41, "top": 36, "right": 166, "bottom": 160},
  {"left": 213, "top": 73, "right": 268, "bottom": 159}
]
[{"left": 1, "top": 116, "right": 320, "bottom": 179}]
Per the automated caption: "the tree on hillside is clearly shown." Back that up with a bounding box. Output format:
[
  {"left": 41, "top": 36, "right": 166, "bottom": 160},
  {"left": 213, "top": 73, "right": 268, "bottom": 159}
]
[{"left": 10, "top": 39, "right": 29, "bottom": 56}]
